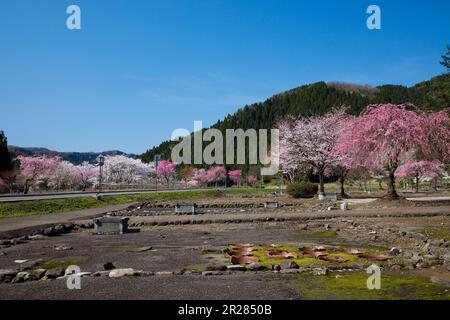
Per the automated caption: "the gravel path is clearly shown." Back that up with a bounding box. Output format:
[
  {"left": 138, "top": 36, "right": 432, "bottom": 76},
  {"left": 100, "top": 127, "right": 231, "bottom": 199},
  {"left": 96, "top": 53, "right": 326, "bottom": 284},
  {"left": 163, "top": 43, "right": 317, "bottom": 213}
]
[{"left": 126, "top": 206, "right": 450, "bottom": 226}]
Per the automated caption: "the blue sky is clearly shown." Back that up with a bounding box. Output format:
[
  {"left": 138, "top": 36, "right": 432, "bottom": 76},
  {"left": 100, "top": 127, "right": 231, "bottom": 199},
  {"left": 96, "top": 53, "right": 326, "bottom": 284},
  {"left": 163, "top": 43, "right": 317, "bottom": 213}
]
[{"left": 0, "top": 0, "right": 449, "bottom": 154}]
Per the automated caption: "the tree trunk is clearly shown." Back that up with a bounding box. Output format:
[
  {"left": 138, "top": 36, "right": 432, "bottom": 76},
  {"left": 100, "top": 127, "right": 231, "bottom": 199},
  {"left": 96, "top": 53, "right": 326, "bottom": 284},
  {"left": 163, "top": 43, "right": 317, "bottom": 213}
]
[
  {"left": 318, "top": 171, "right": 325, "bottom": 194},
  {"left": 338, "top": 175, "right": 350, "bottom": 199},
  {"left": 24, "top": 180, "right": 30, "bottom": 194},
  {"left": 386, "top": 170, "right": 399, "bottom": 199},
  {"left": 415, "top": 173, "right": 419, "bottom": 193}
]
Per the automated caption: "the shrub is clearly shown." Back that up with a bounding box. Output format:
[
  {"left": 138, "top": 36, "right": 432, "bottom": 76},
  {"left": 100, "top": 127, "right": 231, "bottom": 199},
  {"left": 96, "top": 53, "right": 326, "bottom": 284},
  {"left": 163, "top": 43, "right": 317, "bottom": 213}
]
[{"left": 286, "top": 182, "right": 318, "bottom": 198}]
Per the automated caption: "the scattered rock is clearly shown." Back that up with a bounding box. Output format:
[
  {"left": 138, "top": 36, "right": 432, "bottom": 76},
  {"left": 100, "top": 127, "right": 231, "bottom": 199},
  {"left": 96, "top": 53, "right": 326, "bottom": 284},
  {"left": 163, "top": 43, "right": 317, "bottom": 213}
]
[
  {"left": 442, "top": 251, "right": 450, "bottom": 262},
  {"left": 12, "top": 272, "right": 30, "bottom": 283},
  {"left": 205, "top": 264, "right": 227, "bottom": 271},
  {"left": 411, "top": 253, "right": 423, "bottom": 264},
  {"left": 155, "top": 271, "right": 174, "bottom": 276},
  {"left": 247, "top": 263, "right": 264, "bottom": 271},
  {"left": 312, "top": 267, "right": 328, "bottom": 276},
  {"left": 127, "top": 246, "right": 153, "bottom": 252},
  {"left": 297, "top": 224, "right": 308, "bottom": 230},
  {"left": 103, "top": 262, "right": 116, "bottom": 271},
  {"left": 280, "top": 268, "right": 300, "bottom": 274},
  {"left": 43, "top": 227, "right": 56, "bottom": 236},
  {"left": 28, "top": 235, "right": 48, "bottom": 241},
  {"left": 430, "top": 239, "right": 444, "bottom": 247},
  {"left": 227, "top": 265, "right": 247, "bottom": 271},
  {"left": 390, "top": 264, "right": 401, "bottom": 271},
  {"left": 0, "top": 252, "right": 6, "bottom": 256},
  {"left": 389, "top": 247, "right": 402, "bottom": 255},
  {"left": 269, "top": 264, "right": 281, "bottom": 272},
  {"left": 92, "top": 271, "right": 110, "bottom": 277},
  {"left": 280, "top": 261, "right": 299, "bottom": 269},
  {"left": 54, "top": 245, "right": 73, "bottom": 251},
  {"left": 64, "top": 271, "right": 91, "bottom": 278},
  {"left": 423, "top": 254, "right": 438, "bottom": 260},
  {"left": 411, "top": 233, "right": 427, "bottom": 242},
  {"left": 430, "top": 276, "right": 450, "bottom": 286},
  {"left": 109, "top": 268, "right": 137, "bottom": 278},
  {"left": 11, "top": 238, "right": 27, "bottom": 245},
  {"left": 45, "top": 268, "right": 65, "bottom": 279},
  {"left": 335, "top": 275, "right": 344, "bottom": 279},
  {"left": 31, "top": 269, "right": 46, "bottom": 279},
  {"left": 14, "top": 260, "right": 28, "bottom": 264},
  {"left": 20, "top": 259, "right": 44, "bottom": 270},
  {"left": 201, "top": 271, "right": 223, "bottom": 276},
  {"left": 0, "top": 269, "right": 18, "bottom": 283}
]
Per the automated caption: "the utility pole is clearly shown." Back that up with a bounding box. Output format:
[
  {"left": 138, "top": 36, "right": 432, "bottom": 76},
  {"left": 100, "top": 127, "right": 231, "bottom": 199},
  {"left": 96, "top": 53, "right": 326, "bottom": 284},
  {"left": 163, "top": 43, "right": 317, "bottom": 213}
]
[
  {"left": 97, "top": 155, "right": 105, "bottom": 196},
  {"left": 154, "top": 154, "right": 160, "bottom": 192}
]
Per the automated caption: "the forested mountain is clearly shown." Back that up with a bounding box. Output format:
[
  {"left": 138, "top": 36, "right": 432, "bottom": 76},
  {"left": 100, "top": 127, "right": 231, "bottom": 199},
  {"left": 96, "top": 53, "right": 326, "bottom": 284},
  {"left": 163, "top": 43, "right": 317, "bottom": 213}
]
[
  {"left": 140, "top": 73, "right": 450, "bottom": 164},
  {"left": 8, "top": 146, "right": 134, "bottom": 165}
]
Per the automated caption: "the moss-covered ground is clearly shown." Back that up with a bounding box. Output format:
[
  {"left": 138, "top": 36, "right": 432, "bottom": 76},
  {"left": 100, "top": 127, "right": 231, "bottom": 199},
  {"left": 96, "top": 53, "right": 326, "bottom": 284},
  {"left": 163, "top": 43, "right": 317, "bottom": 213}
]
[{"left": 294, "top": 272, "right": 450, "bottom": 300}]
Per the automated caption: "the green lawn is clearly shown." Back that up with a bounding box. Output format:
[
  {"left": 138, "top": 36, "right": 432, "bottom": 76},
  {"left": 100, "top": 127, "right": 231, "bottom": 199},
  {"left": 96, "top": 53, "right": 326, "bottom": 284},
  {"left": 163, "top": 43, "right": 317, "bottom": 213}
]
[{"left": 0, "top": 188, "right": 268, "bottom": 218}]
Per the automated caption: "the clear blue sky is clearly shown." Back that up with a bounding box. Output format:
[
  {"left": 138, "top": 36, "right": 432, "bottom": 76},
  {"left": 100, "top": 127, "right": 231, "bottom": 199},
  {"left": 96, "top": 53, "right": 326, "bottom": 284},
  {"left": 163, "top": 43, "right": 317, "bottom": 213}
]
[{"left": 0, "top": 0, "right": 448, "bottom": 154}]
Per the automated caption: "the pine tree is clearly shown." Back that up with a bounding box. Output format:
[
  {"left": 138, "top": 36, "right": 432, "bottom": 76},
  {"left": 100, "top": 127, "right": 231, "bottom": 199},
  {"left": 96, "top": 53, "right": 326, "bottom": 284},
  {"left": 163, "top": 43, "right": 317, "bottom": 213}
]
[
  {"left": 0, "top": 130, "right": 13, "bottom": 173},
  {"left": 441, "top": 45, "right": 450, "bottom": 71}
]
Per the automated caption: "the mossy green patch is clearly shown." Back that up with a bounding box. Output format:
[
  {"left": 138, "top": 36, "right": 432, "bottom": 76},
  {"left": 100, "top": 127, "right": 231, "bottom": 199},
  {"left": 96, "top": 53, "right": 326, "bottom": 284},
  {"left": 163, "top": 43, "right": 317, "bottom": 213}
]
[
  {"left": 418, "top": 226, "right": 450, "bottom": 241},
  {"left": 30, "top": 258, "right": 83, "bottom": 271},
  {"left": 294, "top": 272, "right": 450, "bottom": 300},
  {"left": 182, "top": 264, "right": 207, "bottom": 272},
  {"left": 307, "top": 230, "right": 338, "bottom": 239}
]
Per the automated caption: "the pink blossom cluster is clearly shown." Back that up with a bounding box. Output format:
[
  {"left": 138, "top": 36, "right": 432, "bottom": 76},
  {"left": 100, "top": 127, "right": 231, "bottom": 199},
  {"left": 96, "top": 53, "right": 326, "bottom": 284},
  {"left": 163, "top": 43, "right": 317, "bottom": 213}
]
[
  {"left": 228, "top": 170, "right": 242, "bottom": 185},
  {"left": 247, "top": 175, "right": 256, "bottom": 186},
  {"left": 278, "top": 108, "right": 349, "bottom": 192},
  {"left": 395, "top": 160, "right": 444, "bottom": 180},
  {"left": 14, "top": 155, "right": 155, "bottom": 193},
  {"left": 279, "top": 104, "right": 450, "bottom": 197}
]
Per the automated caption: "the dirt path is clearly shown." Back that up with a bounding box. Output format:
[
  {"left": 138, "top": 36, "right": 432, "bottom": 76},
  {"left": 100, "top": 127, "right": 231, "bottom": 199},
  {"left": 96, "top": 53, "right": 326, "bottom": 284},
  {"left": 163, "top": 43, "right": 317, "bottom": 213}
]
[{"left": 0, "top": 203, "right": 136, "bottom": 239}]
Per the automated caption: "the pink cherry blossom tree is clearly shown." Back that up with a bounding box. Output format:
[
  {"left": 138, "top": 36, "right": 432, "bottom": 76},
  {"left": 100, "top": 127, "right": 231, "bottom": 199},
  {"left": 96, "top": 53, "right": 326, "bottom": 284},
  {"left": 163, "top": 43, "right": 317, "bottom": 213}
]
[
  {"left": 206, "top": 166, "right": 227, "bottom": 186},
  {"left": 103, "top": 155, "right": 153, "bottom": 185},
  {"left": 192, "top": 168, "right": 208, "bottom": 186},
  {"left": 335, "top": 104, "right": 445, "bottom": 199},
  {"left": 247, "top": 175, "right": 256, "bottom": 186},
  {"left": 278, "top": 108, "right": 349, "bottom": 194},
  {"left": 49, "top": 161, "right": 77, "bottom": 191},
  {"left": 74, "top": 162, "right": 99, "bottom": 191},
  {"left": 395, "top": 160, "right": 444, "bottom": 192},
  {"left": 228, "top": 169, "right": 242, "bottom": 186},
  {"left": 16, "top": 156, "right": 61, "bottom": 194},
  {"left": 156, "top": 160, "right": 177, "bottom": 186},
  {"left": 425, "top": 111, "right": 450, "bottom": 162}
]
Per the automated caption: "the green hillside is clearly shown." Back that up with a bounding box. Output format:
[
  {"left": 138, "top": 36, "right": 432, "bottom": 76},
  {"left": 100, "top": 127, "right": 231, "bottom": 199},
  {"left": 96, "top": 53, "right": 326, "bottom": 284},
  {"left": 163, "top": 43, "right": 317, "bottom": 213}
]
[{"left": 140, "top": 73, "right": 450, "bottom": 164}]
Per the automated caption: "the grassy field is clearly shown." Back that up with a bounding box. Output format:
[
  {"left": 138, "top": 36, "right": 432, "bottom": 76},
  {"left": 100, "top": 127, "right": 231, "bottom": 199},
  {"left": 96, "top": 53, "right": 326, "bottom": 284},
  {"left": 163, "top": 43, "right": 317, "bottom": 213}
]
[{"left": 0, "top": 188, "right": 269, "bottom": 219}]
